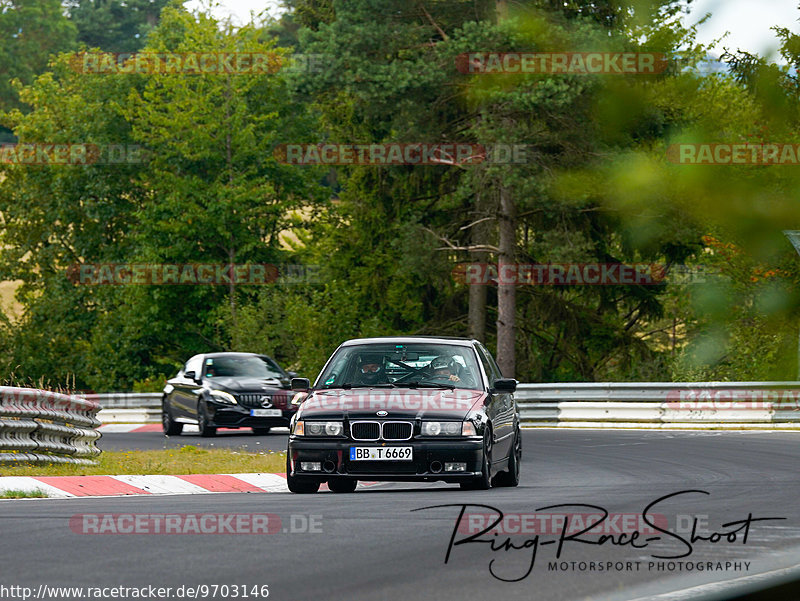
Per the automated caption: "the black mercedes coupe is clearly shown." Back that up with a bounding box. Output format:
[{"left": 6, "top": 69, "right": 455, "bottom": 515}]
[
  {"left": 162, "top": 352, "right": 300, "bottom": 436},
  {"left": 286, "top": 336, "right": 521, "bottom": 493}
]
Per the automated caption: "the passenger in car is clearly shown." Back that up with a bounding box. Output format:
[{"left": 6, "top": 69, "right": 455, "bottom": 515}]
[{"left": 430, "top": 356, "right": 461, "bottom": 382}]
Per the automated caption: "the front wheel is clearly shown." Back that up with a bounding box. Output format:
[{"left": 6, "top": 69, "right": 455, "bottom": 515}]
[
  {"left": 493, "top": 429, "right": 521, "bottom": 487},
  {"left": 197, "top": 402, "right": 217, "bottom": 438},
  {"left": 162, "top": 401, "right": 183, "bottom": 436},
  {"left": 286, "top": 454, "right": 320, "bottom": 494}
]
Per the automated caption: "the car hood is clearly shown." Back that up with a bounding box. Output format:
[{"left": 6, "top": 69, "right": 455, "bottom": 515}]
[
  {"left": 207, "top": 377, "right": 288, "bottom": 392},
  {"left": 297, "top": 388, "right": 486, "bottom": 420}
]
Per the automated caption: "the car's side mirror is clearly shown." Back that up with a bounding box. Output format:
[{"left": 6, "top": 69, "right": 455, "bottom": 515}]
[
  {"left": 287, "top": 371, "right": 299, "bottom": 378},
  {"left": 492, "top": 378, "right": 517, "bottom": 393},
  {"left": 291, "top": 377, "right": 311, "bottom": 391},
  {"left": 184, "top": 371, "right": 201, "bottom": 383}
]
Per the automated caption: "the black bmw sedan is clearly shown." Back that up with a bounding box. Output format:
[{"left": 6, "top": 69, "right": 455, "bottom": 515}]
[
  {"left": 162, "top": 352, "right": 300, "bottom": 437},
  {"left": 286, "top": 336, "right": 521, "bottom": 493}
]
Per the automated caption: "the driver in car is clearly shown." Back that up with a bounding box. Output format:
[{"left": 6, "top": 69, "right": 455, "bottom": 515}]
[
  {"left": 357, "top": 354, "right": 388, "bottom": 385},
  {"left": 430, "top": 356, "right": 461, "bottom": 382}
]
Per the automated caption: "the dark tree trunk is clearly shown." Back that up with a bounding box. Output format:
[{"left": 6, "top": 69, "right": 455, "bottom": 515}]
[
  {"left": 493, "top": 0, "right": 516, "bottom": 377},
  {"left": 496, "top": 184, "right": 516, "bottom": 377},
  {"left": 468, "top": 190, "right": 490, "bottom": 341}
]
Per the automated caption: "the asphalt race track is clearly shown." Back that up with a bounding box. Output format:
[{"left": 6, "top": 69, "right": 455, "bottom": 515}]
[
  {"left": 4, "top": 430, "right": 800, "bottom": 601},
  {"left": 97, "top": 427, "right": 290, "bottom": 452}
]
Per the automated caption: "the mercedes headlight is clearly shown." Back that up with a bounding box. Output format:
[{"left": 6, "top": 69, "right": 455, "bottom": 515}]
[{"left": 209, "top": 390, "right": 237, "bottom": 405}]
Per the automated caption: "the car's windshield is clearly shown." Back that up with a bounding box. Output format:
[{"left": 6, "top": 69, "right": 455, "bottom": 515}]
[
  {"left": 316, "top": 343, "right": 482, "bottom": 390},
  {"left": 203, "top": 356, "right": 284, "bottom": 380}
]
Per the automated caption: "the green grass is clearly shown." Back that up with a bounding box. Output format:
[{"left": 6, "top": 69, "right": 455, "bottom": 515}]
[
  {"left": 1, "top": 489, "right": 49, "bottom": 498},
  {"left": 0, "top": 446, "right": 286, "bottom": 477}
]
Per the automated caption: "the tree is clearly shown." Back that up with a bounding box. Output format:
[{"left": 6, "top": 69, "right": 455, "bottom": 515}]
[
  {"left": 64, "top": 0, "right": 169, "bottom": 53},
  {"left": 0, "top": 0, "right": 76, "bottom": 136},
  {"left": 0, "top": 53, "right": 144, "bottom": 385},
  {"left": 283, "top": 0, "right": 750, "bottom": 383},
  {"left": 0, "top": 5, "right": 322, "bottom": 390},
  {"left": 4, "top": 0, "right": 798, "bottom": 388}
]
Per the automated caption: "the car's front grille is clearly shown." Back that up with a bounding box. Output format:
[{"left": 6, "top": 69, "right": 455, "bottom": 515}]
[
  {"left": 235, "top": 391, "right": 290, "bottom": 409},
  {"left": 237, "top": 393, "right": 272, "bottom": 409},
  {"left": 382, "top": 421, "right": 412, "bottom": 441},
  {"left": 351, "top": 421, "right": 380, "bottom": 441},
  {"left": 350, "top": 421, "right": 413, "bottom": 441}
]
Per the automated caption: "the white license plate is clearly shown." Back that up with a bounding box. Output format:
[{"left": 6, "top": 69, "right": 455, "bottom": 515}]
[
  {"left": 350, "top": 447, "right": 413, "bottom": 461},
  {"left": 250, "top": 409, "right": 282, "bottom": 417}
]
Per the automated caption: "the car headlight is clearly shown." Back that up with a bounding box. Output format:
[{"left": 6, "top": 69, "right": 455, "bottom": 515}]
[
  {"left": 421, "top": 421, "right": 463, "bottom": 436},
  {"left": 294, "top": 420, "right": 343, "bottom": 437},
  {"left": 209, "top": 390, "right": 237, "bottom": 405}
]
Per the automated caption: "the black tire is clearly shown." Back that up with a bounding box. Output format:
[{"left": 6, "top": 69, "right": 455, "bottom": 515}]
[
  {"left": 460, "top": 428, "right": 492, "bottom": 490},
  {"left": 286, "top": 455, "right": 320, "bottom": 494},
  {"left": 197, "top": 401, "right": 217, "bottom": 437},
  {"left": 162, "top": 401, "right": 183, "bottom": 436},
  {"left": 328, "top": 478, "right": 357, "bottom": 493},
  {"left": 252, "top": 427, "right": 271, "bottom": 436},
  {"left": 493, "top": 429, "right": 521, "bottom": 488}
]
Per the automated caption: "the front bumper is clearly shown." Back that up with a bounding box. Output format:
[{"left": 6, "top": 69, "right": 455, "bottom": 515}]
[
  {"left": 207, "top": 404, "right": 295, "bottom": 429},
  {"left": 287, "top": 437, "right": 484, "bottom": 482}
]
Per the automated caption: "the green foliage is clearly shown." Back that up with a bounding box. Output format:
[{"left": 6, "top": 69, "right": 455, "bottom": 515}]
[
  {"left": 287, "top": 0, "right": 717, "bottom": 381},
  {"left": 669, "top": 234, "right": 800, "bottom": 381},
  {"left": 0, "top": 5, "right": 323, "bottom": 390},
  {"left": 0, "top": 0, "right": 76, "bottom": 128},
  {"left": 65, "top": 0, "right": 170, "bottom": 53},
  {"left": 1, "top": 0, "right": 799, "bottom": 387}
]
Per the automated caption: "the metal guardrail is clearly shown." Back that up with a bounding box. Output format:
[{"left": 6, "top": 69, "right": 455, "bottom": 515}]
[
  {"left": 86, "top": 383, "right": 800, "bottom": 429},
  {"left": 515, "top": 382, "right": 800, "bottom": 428},
  {"left": 0, "top": 387, "right": 102, "bottom": 464}
]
